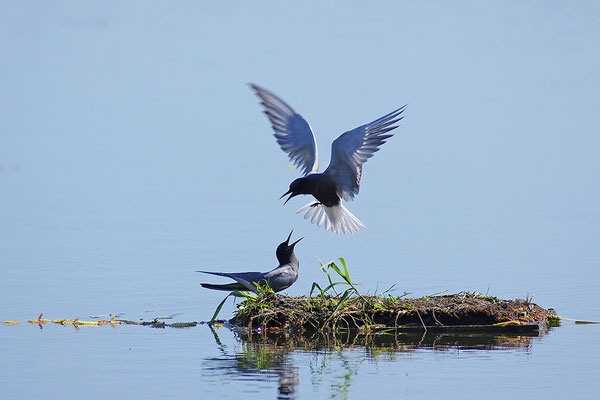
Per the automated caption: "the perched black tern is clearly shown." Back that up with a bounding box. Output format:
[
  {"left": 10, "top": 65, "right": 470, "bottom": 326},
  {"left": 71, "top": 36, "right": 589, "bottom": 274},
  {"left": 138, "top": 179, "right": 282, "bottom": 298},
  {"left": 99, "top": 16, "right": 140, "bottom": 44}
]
[
  {"left": 198, "top": 231, "right": 302, "bottom": 293},
  {"left": 250, "top": 84, "right": 405, "bottom": 234}
]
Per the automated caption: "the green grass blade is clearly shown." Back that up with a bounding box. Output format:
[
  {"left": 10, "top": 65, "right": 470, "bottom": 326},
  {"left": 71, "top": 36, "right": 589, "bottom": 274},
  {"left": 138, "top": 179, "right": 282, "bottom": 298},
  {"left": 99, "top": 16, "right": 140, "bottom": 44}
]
[
  {"left": 238, "top": 279, "right": 258, "bottom": 293},
  {"left": 328, "top": 261, "right": 342, "bottom": 276},
  {"left": 310, "top": 282, "right": 324, "bottom": 297},
  {"left": 254, "top": 280, "right": 275, "bottom": 297},
  {"left": 332, "top": 289, "right": 352, "bottom": 314},
  {"left": 339, "top": 258, "right": 350, "bottom": 281},
  {"left": 209, "top": 294, "right": 231, "bottom": 324},
  {"left": 322, "top": 282, "right": 346, "bottom": 292},
  {"left": 323, "top": 265, "right": 335, "bottom": 287},
  {"left": 319, "top": 260, "right": 340, "bottom": 295},
  {"left": 372, "top": 302, "right": 390, "bottom": 311},
  {"left": 329, "top": 261, "right": 351, "bottom": 285},
  {"left": 231, "top": 291, "right": 257, "bottom": 301}
]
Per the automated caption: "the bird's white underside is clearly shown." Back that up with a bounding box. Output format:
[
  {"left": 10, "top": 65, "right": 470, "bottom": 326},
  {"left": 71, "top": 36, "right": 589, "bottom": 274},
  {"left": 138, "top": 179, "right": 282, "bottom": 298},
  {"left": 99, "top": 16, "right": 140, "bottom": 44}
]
[{"left": 296, "top": 201, "right": 365, "bottom": 234}]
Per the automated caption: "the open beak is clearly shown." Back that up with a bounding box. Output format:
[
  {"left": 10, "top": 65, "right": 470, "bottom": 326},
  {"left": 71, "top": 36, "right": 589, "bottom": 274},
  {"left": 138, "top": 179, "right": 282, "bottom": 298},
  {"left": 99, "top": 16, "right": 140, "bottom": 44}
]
[
  {"left": 280, "top": 189, "right": 296, "bottom": 205},
  {"left": 289, "top": 236, "right": 303, "bottom": 248},
  {"left": 284, "top": 230, "right": 303, "bottom": 248},
  {"left": 284, "top": 230, "right": 293, "bottom": 245}
]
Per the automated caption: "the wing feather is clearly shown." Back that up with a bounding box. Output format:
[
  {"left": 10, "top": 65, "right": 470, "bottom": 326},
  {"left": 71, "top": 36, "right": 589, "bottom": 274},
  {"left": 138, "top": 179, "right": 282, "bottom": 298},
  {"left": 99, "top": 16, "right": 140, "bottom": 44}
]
[
  {"left": 250, "top": 84, "right": 319, "bottom": 175},
  {"left": 324, "top": 105, "right": 406, "bottom": 201}
]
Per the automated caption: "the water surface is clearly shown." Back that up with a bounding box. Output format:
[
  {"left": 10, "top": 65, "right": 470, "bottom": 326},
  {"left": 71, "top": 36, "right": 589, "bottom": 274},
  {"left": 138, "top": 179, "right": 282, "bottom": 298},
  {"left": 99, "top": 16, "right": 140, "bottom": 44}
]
[{"left": 1, "top": 1, "right": 599, "bottom": 399}]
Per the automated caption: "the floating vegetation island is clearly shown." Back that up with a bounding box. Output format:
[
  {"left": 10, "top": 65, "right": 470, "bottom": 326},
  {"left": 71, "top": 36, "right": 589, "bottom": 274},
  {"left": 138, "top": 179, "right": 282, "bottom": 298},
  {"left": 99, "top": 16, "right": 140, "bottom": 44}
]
[
  {"left": 232, "top": 292, "right": 555, "bottom": 333},
  {"left": 225, "top": 259, "right": 557, "bottom": 334}
]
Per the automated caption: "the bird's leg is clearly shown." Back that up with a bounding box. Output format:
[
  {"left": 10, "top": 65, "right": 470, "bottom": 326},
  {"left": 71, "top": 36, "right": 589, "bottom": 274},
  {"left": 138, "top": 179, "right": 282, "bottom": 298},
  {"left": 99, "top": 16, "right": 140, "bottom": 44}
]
[{"left": 310, "top": 202, "right": 323, "bottom": 208}]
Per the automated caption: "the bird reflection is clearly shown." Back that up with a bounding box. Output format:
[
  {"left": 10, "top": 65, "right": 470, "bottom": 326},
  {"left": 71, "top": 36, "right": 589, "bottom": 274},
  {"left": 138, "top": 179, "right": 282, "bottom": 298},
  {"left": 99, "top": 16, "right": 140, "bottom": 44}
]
[{"left": 205, "top": 325, "right": 299, "bottom": 399}]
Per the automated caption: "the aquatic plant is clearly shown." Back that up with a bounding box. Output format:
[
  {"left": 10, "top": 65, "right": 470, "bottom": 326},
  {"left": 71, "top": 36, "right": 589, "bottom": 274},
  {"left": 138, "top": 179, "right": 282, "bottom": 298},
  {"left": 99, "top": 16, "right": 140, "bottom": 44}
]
[{"left": 209, "top": 281, "right": 276, "bottom": 324}]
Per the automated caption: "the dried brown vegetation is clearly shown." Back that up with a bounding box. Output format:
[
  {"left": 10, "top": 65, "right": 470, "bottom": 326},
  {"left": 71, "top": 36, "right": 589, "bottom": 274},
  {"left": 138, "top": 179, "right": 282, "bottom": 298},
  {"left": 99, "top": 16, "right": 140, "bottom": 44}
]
[{"left": 231, "top": 292, "right": 553, "bottom": 333}]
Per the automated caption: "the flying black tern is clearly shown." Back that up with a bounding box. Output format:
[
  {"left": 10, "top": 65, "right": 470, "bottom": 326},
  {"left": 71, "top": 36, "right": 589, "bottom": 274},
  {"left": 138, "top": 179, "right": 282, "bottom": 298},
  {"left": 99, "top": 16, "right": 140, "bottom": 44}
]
[
  {"left": 198, "top": 231, "right": 302, "bottom": 293},
  {"left": 250, "top": 84, "right": 405, "bottom": 234}
]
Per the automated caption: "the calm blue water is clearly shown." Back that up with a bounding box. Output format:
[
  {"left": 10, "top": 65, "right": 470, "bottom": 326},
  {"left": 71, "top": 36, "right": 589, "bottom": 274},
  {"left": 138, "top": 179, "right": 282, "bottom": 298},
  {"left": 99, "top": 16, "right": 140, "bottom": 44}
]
[{"left": 1, "top": 1, "right": 599, "bottom": 399}]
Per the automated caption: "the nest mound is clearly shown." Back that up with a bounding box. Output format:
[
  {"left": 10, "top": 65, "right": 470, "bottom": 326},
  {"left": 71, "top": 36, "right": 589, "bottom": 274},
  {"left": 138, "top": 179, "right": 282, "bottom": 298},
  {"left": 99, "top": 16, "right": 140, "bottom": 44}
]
[{"left": 231, "top": 293, "right": 554, "bottom": 333}]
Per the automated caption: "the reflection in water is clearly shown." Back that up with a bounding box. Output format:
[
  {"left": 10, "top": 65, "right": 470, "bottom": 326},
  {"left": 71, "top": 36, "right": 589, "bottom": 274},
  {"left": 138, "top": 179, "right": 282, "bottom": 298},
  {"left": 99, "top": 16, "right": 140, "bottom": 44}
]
[
  {"left": 204, "top": 326, "right": 300, "bottom": 399},
  {"left": 203, "top": 326, "right": 550, "bottom": 399}
]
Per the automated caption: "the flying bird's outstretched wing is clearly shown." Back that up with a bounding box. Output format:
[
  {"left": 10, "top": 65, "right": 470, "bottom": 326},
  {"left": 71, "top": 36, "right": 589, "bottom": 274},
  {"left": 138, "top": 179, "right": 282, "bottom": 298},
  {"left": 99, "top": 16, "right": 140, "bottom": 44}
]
[
  {"left": 250, "top": 84, "right": 319, "bottom": 175},
  {"left": 324, "top": 105, "right": 406, "bottom": 201}
]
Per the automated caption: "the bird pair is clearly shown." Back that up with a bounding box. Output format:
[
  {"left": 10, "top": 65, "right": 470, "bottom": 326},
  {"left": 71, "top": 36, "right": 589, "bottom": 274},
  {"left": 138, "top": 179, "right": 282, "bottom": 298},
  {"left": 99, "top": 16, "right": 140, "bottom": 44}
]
[{"left": 200, "top": 85, "right": 405, "bottom": 293}]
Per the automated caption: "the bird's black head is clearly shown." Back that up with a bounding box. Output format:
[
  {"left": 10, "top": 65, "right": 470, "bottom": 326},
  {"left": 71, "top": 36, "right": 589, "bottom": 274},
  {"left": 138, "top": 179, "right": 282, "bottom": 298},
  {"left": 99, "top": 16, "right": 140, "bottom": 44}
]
[
  {"left": 280, "top": 177, "right": 311, "bottom": 204},
  {"left": 276, "top": 230, "right": 303, "bottom": 264}
]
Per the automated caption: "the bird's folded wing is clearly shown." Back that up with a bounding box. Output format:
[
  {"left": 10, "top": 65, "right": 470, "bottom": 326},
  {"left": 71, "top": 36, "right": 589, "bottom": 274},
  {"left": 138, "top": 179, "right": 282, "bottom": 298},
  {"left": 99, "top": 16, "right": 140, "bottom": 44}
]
[
  {"left": 263, "top": 266, "right": 297, "bottom": 291},
  {"left": 263, "top": 265, "right": 291, "bottom": 279},
  {"left": 250, "top": 84, "right": 319, "bottom": 175},
  {"left": 324, "top": 105, "right": 406, "bottom": 201}
]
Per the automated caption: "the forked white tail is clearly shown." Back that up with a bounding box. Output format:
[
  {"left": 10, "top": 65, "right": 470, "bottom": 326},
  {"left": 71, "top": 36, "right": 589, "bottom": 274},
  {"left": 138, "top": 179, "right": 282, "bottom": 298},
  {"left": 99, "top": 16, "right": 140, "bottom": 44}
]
[{"left": 296, "top": 201, "right": 365, "bottom": 234}]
